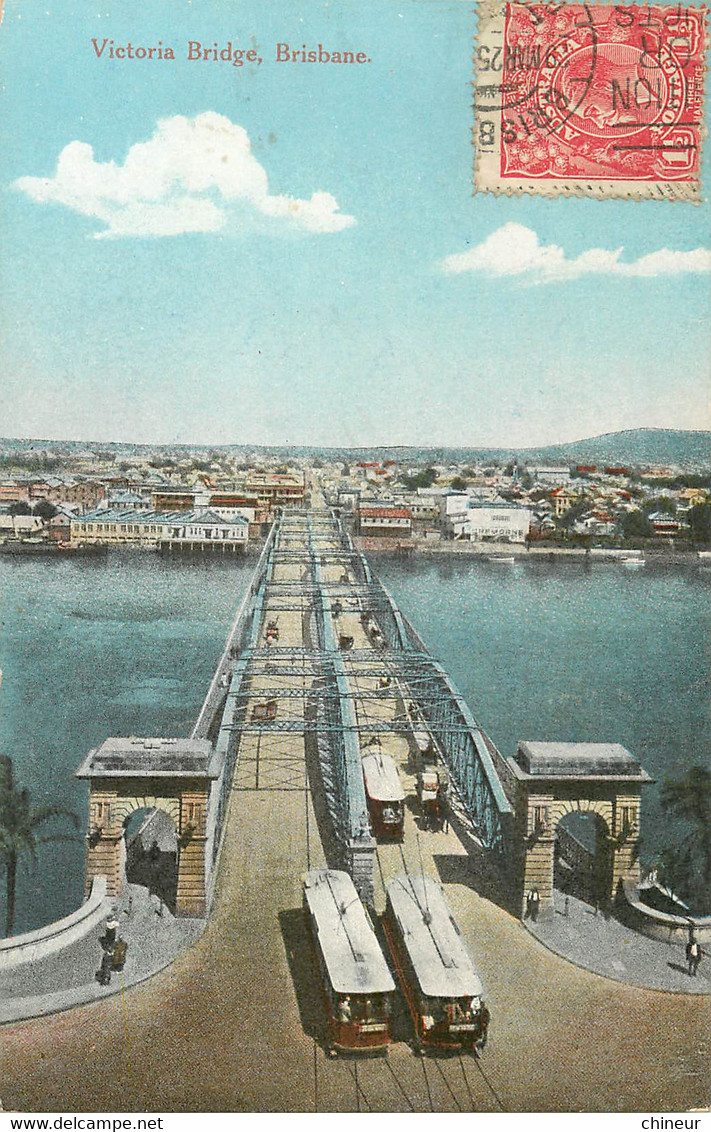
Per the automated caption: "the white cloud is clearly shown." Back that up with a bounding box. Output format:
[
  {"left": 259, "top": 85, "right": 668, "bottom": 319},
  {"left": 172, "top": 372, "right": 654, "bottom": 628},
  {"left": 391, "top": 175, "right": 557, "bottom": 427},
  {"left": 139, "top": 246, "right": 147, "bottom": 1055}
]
[
  {"left": 14, "top": 112, "right": 356, "bottom": 239},
  {"left": 441, "top": 223, "right": 711, "bottom": 284}
]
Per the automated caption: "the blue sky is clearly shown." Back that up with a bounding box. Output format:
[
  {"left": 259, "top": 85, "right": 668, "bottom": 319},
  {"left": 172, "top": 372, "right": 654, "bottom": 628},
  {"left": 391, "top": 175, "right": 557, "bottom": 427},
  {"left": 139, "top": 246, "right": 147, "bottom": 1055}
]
[{"left": 1, "top": 0, "right": 709, "bottom": 447}]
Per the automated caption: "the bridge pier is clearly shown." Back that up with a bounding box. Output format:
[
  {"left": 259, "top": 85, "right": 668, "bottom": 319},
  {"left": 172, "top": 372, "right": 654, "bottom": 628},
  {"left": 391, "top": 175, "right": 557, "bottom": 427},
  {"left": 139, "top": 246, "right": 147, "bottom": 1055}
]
[{"left": 347, "top": 836, "right": 376, "bottom": 907}]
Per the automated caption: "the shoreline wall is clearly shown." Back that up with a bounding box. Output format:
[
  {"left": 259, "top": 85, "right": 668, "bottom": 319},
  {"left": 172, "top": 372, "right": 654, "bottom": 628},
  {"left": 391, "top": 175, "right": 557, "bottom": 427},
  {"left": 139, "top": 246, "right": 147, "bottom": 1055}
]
[{"left": 0, "top": 877, "right": 108, "bottom": 970}]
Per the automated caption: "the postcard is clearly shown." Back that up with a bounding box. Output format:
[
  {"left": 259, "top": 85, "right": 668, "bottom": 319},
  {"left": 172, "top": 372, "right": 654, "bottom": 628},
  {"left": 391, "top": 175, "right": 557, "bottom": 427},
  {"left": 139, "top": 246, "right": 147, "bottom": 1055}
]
[{"left": 0, "top": 0, "right": 709, "bottom": 1119}]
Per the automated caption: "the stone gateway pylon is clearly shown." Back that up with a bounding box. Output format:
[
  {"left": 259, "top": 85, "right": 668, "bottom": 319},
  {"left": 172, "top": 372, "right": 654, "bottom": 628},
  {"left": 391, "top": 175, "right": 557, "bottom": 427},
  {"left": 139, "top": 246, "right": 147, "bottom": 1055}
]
[
  {"left": 76, "top": 737, "right": 220, "bottom": 917},
  {"left": 504, "top": 742, "right": 653, "bottom": 919}
]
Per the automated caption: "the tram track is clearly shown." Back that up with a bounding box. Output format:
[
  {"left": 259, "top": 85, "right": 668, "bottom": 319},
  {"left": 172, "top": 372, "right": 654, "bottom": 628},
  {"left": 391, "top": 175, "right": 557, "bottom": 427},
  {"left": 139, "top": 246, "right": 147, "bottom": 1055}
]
[
  {"left": 380, "top": 1055, "right": 416, "bottom": 1111},
  {"left": 457, "top": 1051, "right": 476, "bottom": 1110},
  {"left": 418, "top": 1053, "right": 435, "bottom": 1111},
  {"left": 281, "top": 512, "right": 491, "bottom": 1114},
  {"left": 472, "top": 1053, "right": 507, "bottom": 1111},
  {"left": 430, "top": 1055, "right": 463, "bottom": 1110},
  {"left": 350, "top": 1060, "right": 372, "bottom": 1112}
]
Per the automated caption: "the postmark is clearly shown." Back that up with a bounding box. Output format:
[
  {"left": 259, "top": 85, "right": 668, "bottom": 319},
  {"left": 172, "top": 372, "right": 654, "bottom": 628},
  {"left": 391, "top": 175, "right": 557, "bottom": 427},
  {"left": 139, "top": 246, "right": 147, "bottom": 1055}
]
[{"left": 473, "top": 2, "right": 707, "bottom": 199}]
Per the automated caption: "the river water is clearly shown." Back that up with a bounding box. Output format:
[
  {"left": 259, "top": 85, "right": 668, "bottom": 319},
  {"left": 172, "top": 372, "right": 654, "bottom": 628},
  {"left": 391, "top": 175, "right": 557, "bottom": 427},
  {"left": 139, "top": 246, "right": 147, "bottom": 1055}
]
[{"left": 0, "top": 552, "right": 708, "bottom": 934}]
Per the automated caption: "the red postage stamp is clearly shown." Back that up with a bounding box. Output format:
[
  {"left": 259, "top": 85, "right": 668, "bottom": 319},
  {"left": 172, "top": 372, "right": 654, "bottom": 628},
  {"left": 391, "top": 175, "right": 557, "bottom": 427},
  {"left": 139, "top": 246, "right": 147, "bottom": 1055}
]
[{"left": 474, "top": 2, "right": 707, "bottom": 199}]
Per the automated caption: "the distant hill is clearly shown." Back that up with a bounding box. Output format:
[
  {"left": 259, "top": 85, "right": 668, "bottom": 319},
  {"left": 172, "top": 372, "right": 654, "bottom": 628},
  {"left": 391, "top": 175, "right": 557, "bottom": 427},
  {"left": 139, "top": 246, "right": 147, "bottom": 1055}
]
[
  {"left": 304, "top": 429, "right": 711, "bottom": 468},
  {"left": 516, "top": 429, "right": 711, "bottom": 469},
  {"left": 1, "top": 428, "right": 709, "bottom": 469}
]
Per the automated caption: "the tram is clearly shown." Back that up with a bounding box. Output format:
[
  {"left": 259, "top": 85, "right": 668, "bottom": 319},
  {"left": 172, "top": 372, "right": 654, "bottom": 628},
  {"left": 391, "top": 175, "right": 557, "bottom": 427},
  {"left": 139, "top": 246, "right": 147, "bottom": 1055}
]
[
  {"left": 383, "top": 874, "right": 489, "bottom": 1053},
  {"left": 361, "top": 750, "right": 406, "bottom": 840},
  {"left": 302, "top": 869, "right": 396, "bottom": 1054}
]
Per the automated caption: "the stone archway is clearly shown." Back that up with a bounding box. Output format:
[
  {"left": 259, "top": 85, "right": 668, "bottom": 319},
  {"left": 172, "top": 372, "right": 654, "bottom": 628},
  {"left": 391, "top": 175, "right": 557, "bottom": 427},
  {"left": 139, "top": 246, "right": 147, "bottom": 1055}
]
[
  {"left": 554, "top": 805, "right": 613, "bottom": 910},
  {"left": 123, "top": 806, "right": 179, "bottom": 912},
  {"left": 505, "top": 742, "right": 651, "bottom": 919}
]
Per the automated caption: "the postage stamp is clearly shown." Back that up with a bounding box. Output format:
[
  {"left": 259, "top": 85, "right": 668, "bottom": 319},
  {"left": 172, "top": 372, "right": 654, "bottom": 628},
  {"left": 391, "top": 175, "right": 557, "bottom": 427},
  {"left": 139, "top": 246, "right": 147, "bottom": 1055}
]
[{"left": 473, "top": 2, "right": 707, "bottom": 199}]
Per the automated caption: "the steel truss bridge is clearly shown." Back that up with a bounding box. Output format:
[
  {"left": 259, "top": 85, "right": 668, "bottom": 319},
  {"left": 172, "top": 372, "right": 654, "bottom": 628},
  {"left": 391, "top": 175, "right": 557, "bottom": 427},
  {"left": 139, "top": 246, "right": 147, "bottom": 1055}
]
[{"left": 193, "top": 506, "right": 514, "bottom": 903}]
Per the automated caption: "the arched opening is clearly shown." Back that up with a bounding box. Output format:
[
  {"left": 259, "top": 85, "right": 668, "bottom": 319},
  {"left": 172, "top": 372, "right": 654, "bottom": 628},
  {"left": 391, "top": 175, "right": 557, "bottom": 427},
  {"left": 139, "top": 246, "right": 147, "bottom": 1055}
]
[
  {"left": 555, "top": 810, "right": 613, "bottom": 912},
  {"left": 123, "top": 807, "right": 178, "bottom": 913}
]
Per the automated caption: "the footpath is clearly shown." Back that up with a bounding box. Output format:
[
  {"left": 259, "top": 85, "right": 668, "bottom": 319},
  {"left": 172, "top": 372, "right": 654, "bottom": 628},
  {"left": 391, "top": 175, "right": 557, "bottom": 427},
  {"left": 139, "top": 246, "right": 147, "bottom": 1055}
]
[
  {"left": 0, "top": 884, "right": 203, "bottom": 1024},
  {"left": 2, "top": 879, "right": 707, "bottom": 1028},
  {"left": 524, "top": 890, "right": 710, "bottom": 995}
]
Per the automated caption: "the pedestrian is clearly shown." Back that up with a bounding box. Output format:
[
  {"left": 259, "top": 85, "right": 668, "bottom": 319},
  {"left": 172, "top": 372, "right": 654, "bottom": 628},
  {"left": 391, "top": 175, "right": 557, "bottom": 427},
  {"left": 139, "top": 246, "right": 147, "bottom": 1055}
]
[
  {"left": 686, "top": 936, "right": 701, "bottom": 977},
  {"left": 478, "top": 1001, "right": 491, "bottom": 1051},
  {"left": 530, "top": 888, "right": 540, "bottom": 922},
  {"left": 148, "top": 838, "right": 161, "bottom": 900},
  {"left": 112, "top": 938, "right": 128, "bottom": 972},
  {"left": 96, "top": 950, "right": 113, "bottom": 986},
  {"left": 564, "top": 896, "right": 570, "bottom": 918},
  {"left": 437, "top": 783, "right": 449, "bottom": 833},
  {"left": 103, "top": 911, "right": 119, "bottom": 949}
]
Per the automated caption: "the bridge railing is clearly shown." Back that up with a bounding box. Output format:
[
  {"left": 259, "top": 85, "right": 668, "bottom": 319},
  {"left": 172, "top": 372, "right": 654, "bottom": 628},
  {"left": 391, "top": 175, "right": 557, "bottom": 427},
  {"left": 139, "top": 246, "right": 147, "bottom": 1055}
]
[
  {"left": 329, "top": 508, "right": 514, "bottom": 854},
  {"left": 308, "top": 516, "right": 376, "bottom": 901},
  {"left": 397, "top": 607, "right": 514, "bottom": 854},
  {"left": 201, "top": 521, "right": 283, "bottom": 908},
  {"left": 191, "top": 519, "right": 278, "bottom": 742},
  {"left": 360, "top": 552, "right": 514, "bottom": 855}
]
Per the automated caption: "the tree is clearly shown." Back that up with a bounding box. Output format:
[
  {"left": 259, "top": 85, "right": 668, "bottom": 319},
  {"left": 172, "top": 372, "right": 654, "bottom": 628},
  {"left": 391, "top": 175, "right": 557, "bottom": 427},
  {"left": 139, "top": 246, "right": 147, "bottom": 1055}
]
[
  {"left": 557, "top": 499, "right": 589, "bottom": 530},
  {"left": 32, "top": 500, "right": 57, "bottom": 521},
  {"left": 0, "top": 756, "right": 79, "bottom": 936},
  {"left": 659, "top": 765, "right": 711, "bottom": 915},
  {"left": 400, "top": 467, "right": 438, "bottom": 491},
  {"left": 622, "top": 509, "right": 653, "bottom": 540},
  {"left": 8, "top": 501, "right": 32, "bottom": 516},
  {"left": 688, "top": 503, "right": 711, "bottom": 544},
  {"left": 643, "top": 495, "right": 676, "bottom": 514},
  {"left": 450, "top": 476, "right": 468, "bottom": 491}
]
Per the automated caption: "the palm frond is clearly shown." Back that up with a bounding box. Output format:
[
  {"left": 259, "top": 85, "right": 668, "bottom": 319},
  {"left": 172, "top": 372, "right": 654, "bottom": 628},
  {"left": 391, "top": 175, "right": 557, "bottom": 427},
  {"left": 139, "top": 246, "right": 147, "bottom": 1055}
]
[{"left": 29, "top": 806, "right": 80, "bottom": 831}]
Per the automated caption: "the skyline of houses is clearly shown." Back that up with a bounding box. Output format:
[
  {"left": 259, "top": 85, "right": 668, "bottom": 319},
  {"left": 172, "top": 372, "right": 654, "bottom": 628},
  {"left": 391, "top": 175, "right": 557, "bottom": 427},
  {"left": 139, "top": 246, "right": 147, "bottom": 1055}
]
[{"left": 0, "top": 448, "right": 709, "bottom": 550}]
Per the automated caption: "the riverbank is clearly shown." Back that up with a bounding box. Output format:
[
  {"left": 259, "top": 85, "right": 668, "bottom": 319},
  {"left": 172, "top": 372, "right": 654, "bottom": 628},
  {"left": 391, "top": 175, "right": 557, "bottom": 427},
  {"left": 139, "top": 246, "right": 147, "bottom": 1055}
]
[
  {"left": 0, "top": 538, "right": 262, "bottom": 559},
  {"left": 356, "top": 536, "right": 709, "bottom": 567}
]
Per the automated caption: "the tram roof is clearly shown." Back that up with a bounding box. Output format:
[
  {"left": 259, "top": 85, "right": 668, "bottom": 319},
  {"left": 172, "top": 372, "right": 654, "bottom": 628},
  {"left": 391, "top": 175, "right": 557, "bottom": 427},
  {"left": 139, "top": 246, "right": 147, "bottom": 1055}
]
[
  {"left": 361, "top": 752, "right": 406, "bottom": 801},
  {"left": 303, "top": 870, "right": 396, "bottom": 996},
  {"left": 386, "top": 874, "right": 483, "bottom": 999}
]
